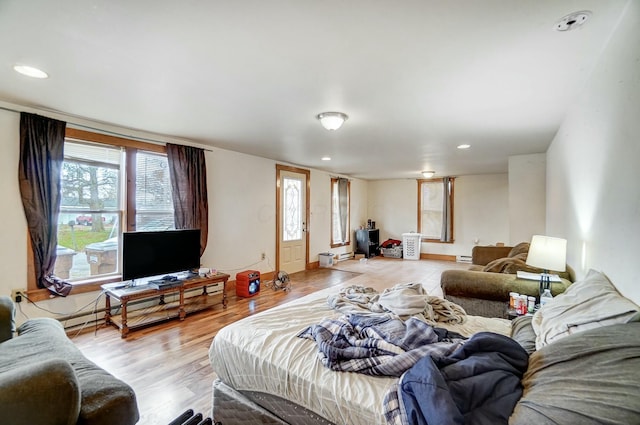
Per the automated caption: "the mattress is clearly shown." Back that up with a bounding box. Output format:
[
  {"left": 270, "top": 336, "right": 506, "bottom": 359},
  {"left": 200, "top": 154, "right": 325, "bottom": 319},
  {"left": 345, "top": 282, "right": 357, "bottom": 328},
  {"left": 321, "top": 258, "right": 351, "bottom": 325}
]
[{"left": 208, "top": 287, "right": 511, "bottom": 425}]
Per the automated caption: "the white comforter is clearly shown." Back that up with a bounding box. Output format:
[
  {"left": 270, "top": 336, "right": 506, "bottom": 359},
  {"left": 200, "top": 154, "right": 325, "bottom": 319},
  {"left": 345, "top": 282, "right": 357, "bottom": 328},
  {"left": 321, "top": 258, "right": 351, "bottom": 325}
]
[{"left": 208, "top": 287, "right": 511, "bottom": 425}]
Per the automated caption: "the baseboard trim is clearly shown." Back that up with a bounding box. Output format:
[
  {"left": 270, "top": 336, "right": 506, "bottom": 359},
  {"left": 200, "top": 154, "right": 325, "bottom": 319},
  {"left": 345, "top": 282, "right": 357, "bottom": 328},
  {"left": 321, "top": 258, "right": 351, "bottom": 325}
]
[{"left": 420, "top": 253, "right": 457, "bottom": 262}]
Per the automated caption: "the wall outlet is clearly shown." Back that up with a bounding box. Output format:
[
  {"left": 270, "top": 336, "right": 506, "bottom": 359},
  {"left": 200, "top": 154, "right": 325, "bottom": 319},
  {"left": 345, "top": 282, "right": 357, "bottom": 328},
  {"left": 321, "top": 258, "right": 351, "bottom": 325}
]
[
  {"left": 11, "top": 289, "right": 25, "bottom": 303},
  {"left": 261, "top": 252, "right": 266, "bottom": 260}
]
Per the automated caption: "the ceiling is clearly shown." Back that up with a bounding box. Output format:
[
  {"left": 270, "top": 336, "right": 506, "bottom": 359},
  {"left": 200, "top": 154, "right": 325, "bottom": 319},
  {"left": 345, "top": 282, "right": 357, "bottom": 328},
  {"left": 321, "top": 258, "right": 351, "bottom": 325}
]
[{"left": 0, "top": 1, "right": 629, "bottom": 180}]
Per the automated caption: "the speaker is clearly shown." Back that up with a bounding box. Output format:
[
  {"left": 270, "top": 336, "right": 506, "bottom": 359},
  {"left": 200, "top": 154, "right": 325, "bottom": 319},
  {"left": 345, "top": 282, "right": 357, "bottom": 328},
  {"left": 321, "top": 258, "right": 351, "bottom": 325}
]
[{"left": 235, "top": 270, "right": 260, "bottom": 297}]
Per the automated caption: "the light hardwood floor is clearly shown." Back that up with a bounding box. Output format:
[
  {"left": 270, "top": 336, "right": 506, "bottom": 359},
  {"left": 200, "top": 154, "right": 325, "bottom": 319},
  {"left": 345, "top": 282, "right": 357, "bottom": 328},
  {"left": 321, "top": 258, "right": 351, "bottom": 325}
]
[{"left": 70, "top": 258, "right": 468, "bottom": 425}]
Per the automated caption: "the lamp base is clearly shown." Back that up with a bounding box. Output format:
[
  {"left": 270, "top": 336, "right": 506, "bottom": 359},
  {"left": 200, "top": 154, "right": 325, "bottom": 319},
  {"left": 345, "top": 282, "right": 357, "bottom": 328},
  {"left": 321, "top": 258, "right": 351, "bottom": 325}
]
[{"left": 538, "top": 270, "right": 551, "bottom": 304}]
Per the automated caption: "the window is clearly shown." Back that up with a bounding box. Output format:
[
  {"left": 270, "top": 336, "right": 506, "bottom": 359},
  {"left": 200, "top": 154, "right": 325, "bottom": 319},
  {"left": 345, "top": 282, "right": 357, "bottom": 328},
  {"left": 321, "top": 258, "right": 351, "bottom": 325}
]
[
  {"left": 331, "top": 178, "right": 350, "bottom": 247},
  {"left": 282, "top": 176, "right": 303, "bottom": 242},
  {"left": 132, "top": 151, "right": 175, "bottom": 232},
  {"left": 418, "top": 177, "right": 454, "bottom": 243},
  {"left": 52, "top": 129, "right": 173, "bottom": 285}
]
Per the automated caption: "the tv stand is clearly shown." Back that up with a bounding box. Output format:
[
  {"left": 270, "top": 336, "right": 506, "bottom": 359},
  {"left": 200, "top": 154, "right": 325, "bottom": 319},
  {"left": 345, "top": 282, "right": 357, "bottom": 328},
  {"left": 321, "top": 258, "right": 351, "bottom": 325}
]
[{"left": 102, "top": 272, "right": 230, "bottom": 338}]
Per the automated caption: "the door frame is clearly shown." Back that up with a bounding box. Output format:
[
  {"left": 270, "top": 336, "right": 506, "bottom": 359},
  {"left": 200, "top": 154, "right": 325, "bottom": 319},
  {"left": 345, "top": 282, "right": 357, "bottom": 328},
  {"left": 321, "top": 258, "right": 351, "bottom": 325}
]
[{"left": 275, "top": 164, "right": 311, "bottom": 273}]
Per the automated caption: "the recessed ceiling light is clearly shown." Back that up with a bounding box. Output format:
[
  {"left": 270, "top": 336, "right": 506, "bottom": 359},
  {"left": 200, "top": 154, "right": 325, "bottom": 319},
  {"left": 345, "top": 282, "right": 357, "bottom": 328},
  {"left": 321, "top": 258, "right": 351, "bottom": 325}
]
[
  {"left": 321, "top": 156, "right": 331, "bottom": 161},
  {"left": 457, "top": 144, "right": 471, "bottom": 149},
  {"left": 14, "top": 64, "right": 49, "bottom": 79}
]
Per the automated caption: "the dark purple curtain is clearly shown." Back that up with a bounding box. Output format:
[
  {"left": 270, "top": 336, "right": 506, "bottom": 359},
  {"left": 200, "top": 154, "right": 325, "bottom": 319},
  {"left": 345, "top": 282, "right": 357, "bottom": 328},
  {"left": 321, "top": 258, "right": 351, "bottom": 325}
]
[
  {"left": 166, "top": 143, "right": 208, "bottom": 256},
  {"left": 19, "top": 113, "right": 72, "bottom": 296}
]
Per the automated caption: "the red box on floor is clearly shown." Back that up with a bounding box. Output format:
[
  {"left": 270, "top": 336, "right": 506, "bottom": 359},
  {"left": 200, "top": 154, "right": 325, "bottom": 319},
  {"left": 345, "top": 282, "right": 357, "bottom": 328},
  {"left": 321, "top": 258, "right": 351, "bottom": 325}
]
[{"left": 236, "top": 270, "right": 260, "bottom": 297}]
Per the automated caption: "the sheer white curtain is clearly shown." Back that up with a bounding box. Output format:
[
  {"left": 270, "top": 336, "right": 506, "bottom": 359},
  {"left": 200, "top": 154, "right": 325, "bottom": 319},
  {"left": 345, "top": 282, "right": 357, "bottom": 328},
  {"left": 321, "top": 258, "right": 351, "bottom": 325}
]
[{"left": 440, "top": 177, "right": 453, "bottom": 242}]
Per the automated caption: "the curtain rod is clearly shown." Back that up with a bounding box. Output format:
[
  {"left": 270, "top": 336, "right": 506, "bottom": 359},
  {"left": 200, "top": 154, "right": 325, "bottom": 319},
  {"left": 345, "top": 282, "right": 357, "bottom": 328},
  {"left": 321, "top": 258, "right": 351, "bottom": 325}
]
[{"left": 0, "top": 105, "right": 213, "bottom": 152}]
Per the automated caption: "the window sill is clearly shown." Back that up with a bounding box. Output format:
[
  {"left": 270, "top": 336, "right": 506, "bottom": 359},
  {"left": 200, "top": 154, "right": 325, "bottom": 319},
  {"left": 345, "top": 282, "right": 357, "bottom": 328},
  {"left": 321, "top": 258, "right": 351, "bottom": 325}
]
[
  {"left": 330, "top": 241, "right": 351, "bottom": 248},
  {"left": 421, "top": 238, "right": 455, "bottom": 244},
  {"left": 26, "top": 275, "right": 122, "bottom": 302}
]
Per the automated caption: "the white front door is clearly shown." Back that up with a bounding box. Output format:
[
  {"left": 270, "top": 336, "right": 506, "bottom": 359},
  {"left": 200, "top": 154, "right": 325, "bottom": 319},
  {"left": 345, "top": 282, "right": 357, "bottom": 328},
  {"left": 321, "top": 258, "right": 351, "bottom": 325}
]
[{"left": 277, "top": 166, "right": 309, "bottom": 274}]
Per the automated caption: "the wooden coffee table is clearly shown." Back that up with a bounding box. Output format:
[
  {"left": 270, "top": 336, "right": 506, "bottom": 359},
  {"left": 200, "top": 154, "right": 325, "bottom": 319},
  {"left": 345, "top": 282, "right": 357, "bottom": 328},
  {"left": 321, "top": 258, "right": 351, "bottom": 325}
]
[{"left": 102, "top": 272, "right": 230, "bottom": 338}]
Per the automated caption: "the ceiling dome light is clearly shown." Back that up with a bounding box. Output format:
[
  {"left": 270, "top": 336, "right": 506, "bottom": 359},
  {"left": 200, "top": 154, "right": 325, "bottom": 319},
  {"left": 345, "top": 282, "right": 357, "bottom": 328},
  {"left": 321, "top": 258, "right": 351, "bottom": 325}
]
[
  {"left": 422, "top": 171, "right": 435, "bottom": 178},
  {"left": 317, "top": 112, "right": 348, "bottom": 131},
  {"left": 321, "top": 156, "right": 331, "bottom": 161},
  {"left": 457, "top": 144, "right": 471, "bottom": 149},
  {"left": 13, "top": 64, "right": 49, "bottom": 79}
]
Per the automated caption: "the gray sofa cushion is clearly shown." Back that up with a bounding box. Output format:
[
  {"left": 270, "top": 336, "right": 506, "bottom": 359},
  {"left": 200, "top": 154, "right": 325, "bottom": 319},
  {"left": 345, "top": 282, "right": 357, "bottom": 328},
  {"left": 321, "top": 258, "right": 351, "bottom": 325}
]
[
  {"left": 0, "top": 295, "right": 15, "bottom": 343},
  {"left": 510, "top": 322, "right": 640, "bottom": 425},
  {"left": 0, "top": 318, "right": 139, "bottom": 425},
  {"left": 0, "top": 358, "right": 81, "bottom": 425}
]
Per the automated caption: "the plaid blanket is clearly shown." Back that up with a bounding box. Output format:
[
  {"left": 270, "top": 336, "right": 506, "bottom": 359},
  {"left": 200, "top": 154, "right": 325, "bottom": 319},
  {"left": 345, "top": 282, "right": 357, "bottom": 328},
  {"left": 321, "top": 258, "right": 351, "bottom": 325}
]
[{"left": 297, "top": 313, "right": 465, "bottom": 377}]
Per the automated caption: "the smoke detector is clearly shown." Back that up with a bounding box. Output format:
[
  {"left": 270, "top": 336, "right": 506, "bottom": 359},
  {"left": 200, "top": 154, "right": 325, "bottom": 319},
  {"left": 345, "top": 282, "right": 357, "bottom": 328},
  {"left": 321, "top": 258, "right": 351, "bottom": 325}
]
[{"left": 555, "top": 11, "right": 591, "bottom": 31}]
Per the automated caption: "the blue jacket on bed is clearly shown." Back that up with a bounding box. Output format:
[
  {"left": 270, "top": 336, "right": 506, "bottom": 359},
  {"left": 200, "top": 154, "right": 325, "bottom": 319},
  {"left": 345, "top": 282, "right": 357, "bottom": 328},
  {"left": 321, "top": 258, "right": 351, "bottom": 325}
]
[{"left": 399, "top": 332, "right": 528, "bottom": 425}]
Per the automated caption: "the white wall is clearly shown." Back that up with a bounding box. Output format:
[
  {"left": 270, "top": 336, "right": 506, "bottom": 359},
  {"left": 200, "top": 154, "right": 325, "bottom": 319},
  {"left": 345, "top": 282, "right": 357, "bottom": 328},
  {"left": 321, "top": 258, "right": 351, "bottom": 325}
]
[
  {"left": 367, "top": 180, "right": 417, "bottom": 242},
  {"left": 367, "top": 174, "right": 509, "bottom": 258},
  {"left": 454, "top": 174, "right": 509, "bottom": 254},
  {"left": 202, "top": 148, "right": 276, "bottom": 274},
  {"left": 0, "top": 110, "right": 28, "bottom": 290},
  {"left": 546, "top": 0, "right": 640, "bottom": 304},
  {"left": 509, "top": 154, "right": 546, "bottom": 244}
]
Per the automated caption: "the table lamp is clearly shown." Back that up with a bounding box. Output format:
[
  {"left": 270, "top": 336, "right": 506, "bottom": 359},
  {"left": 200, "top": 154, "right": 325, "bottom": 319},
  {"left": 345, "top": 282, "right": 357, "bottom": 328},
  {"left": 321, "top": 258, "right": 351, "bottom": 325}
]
[{"left": 525, "top": 235, "right": 567, "bottom": 301}]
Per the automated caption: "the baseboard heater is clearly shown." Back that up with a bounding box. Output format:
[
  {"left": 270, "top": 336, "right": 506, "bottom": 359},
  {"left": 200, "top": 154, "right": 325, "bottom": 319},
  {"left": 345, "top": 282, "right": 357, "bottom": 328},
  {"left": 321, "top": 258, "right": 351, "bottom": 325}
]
[
  {"left": 60, "top": 287, "right": 222, "bottom": 331},
  {"left": 337, "top": 252, "right": 353, "bottom": 261},
  {"left": 456, "top": 255, "right": 472, "bottom": 263}
]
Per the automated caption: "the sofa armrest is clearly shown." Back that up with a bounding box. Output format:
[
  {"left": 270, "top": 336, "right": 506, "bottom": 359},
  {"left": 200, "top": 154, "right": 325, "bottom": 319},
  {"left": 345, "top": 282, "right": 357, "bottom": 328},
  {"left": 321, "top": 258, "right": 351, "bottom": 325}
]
[
  {"left": 441, "top": 270, "right": 573, "bottom": 318},
  {"left": 0, "top": 358, "right": 81, "bottom": 425},
  {"left": 0, "top": 295, "right": 15, "bottom": 343},
  {"left": 442, "top": 270, "right": 520, "bottom": 301},
  {"left": 441, "top": 269, "right": 573, "bottom": 301},
  {"left": 471, "top": 246, "right": 513, "bottom": 265}
]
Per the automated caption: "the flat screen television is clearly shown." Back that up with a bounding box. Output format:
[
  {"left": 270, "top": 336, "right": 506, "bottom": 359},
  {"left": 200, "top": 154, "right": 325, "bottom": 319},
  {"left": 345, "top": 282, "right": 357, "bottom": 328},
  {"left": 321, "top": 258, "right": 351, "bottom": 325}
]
[{"left": 122, "top": 229, "right": 201, "bottom": 282}]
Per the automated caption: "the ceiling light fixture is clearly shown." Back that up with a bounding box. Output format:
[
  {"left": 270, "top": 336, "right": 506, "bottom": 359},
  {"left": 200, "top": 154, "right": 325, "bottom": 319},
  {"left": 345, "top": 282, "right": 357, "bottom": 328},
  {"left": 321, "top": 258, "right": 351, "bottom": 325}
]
[
  {"left": 321, "top": 156, "right": 331, "bottom": 161},
  {"left": 422, "top": 171, "right": 435, "bottom": 178},
  {"left": 13, "top": 64, "right": 49, "bottom": 79},
  {"left": 317, "top": 112, "right": 348, "bottom": 131},
  {"left": 457, "top": 144, "right": 471, "bottom": 149},
  {"left": 554, "top": 11, "right": 591, "bottom": 32}
]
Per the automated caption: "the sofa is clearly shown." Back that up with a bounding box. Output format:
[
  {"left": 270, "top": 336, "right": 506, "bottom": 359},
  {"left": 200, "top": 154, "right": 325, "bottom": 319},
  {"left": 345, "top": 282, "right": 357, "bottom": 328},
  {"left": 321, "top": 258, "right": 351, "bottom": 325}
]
[
  {"left": 507, "top": 269, "right": 640, "bottom": 424},
  {"left": 0, "top": 296, "right": 139, "bottom": 425},
  {"left": 441, "top": 243, "right": 575, "bottom": 318}
]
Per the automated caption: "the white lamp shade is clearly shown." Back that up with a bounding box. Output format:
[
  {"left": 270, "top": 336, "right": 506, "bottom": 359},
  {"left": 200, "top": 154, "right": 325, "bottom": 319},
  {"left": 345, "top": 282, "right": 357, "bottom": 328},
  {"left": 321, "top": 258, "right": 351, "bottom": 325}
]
[
  {"left": 317, "top": 112, "right": 348, "bottom": 130},
  {"left": 526, "top": 235, "right": 567, "bottom": 272}
]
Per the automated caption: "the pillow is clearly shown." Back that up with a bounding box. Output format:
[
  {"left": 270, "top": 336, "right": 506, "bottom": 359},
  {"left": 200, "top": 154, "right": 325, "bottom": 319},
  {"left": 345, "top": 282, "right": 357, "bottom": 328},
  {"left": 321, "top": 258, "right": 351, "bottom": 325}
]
[
  {"left": 510, "top": 322, "right": 640, "bottom": 425},
  {"left": 531, "top": 269, "right": 639, "bottom": 349}
]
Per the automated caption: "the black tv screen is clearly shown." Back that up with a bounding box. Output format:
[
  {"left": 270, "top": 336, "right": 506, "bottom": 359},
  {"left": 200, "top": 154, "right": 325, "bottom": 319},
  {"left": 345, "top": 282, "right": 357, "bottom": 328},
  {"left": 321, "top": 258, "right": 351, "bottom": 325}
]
[{"left": 122, "top": 229, "right": 201, "bottom": 281}]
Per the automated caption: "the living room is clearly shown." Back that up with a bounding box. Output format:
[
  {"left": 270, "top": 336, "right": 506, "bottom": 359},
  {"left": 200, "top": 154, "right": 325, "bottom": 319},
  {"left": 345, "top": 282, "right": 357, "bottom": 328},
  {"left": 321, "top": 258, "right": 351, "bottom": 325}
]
[
  {"left": 0, "top": 0, "right": 638, "bottom": 323},
  {"left": 0, "top": 1, "right": 639, "bottom": 424}
]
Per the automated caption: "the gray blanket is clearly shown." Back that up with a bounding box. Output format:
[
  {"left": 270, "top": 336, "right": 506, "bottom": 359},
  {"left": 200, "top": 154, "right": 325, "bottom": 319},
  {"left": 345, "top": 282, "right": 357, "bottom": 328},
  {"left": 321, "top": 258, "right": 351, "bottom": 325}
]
[{"left": 327, "top": 283, "right": 467, "bottom": 325}]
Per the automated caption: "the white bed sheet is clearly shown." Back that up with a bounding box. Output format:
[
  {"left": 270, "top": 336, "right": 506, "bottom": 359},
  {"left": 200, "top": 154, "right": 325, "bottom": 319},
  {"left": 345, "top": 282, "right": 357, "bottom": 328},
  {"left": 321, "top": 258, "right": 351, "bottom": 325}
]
[{"left": 208, "top": 288, "right": 511, "bottom": 425}]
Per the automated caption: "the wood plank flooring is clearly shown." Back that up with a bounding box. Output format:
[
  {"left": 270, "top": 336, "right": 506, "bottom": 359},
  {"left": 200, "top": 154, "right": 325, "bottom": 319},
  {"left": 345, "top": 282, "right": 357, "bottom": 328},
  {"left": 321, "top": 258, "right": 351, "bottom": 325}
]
[{"left": 69, "top": 258, "right": 467, "bottom": 425}]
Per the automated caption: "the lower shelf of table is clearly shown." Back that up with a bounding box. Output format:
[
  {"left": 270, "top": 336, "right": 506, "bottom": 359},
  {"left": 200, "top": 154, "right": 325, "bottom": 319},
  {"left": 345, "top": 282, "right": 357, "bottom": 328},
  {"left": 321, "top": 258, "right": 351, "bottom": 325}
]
[{"left": 107, "top": 291, "right": 225, "bottom": 334}]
